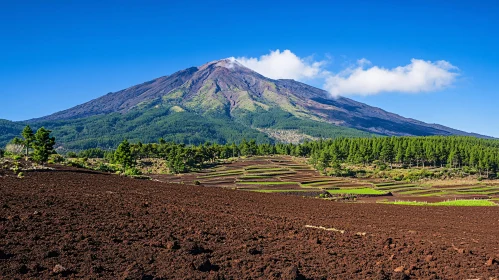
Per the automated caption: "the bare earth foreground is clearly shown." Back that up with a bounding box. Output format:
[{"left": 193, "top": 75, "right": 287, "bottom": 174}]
[{"left": 1, "top": 167, "right": 499, "bottom": 279}]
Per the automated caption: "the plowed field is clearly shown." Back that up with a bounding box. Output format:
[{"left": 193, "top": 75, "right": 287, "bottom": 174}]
[{"left": 1, "top": 167, "right": 499, "bottom": 279}]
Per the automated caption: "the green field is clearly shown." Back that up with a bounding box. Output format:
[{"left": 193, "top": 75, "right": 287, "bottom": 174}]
[
  {"left": 236, "top": 181, "right": 299, "bottom": 185},
  {"left": 380, "top": 199, "right": 497, "bottom": 207},
  {"left": 327, "top": 188, "right": 386, "bottom": 195}
]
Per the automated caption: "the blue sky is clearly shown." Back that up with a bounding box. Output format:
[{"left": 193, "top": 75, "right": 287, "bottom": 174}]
[{"left": 1, "top": 1, "right": 498, "bottom": 136}]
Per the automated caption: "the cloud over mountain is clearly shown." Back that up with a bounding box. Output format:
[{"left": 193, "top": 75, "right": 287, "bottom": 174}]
[
  {"left": 235, "top": 50, "right": 458, "bottom": 97},
  {"left": 324, "top": 58, "right": 459, "bottom": 97},
  {"left": 234, "top": 49, "right": 328, "bottom": 80}
]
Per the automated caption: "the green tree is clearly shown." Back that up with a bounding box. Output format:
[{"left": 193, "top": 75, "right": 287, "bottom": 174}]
[
  {"left": 32, "top": 127, "right": 56, "bottom": 164},
  {"left": 21, "top": 125, "right": 35, "bottom": 160},
  {"left": 114, "top": 139, "right": 135, "bottom": 171},
  {"left": 317, "top": 151, "right": 331, "bottom": 172},
  {"left": 380, "top": 138, "right": 395, "bottom": 168}
]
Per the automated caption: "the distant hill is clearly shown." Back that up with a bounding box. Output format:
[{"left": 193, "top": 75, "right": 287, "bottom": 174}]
[
  {"left": 1, "top": 59, "right": 489, "bottom": 150},
  {"left": 0, "top": 119, "right": 25, "bottom": 147}
]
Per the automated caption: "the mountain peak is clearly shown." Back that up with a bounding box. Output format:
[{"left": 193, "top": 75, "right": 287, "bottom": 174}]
[{"left": 199, "top": 58, "right": 247, "bottom": 71}]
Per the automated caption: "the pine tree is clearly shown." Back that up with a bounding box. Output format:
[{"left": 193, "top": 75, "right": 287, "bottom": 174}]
[
  {"left": 21, "top": 125, "right": 35, "bottom": 160},
  {"left": 32, "top": 127, "right": 55, "bottom": 164},
  {"left": 380, "top": 138, "right": 395, "bottom": 168},
  {"left": 239, "top": 139, "right": 250, "bottom": 156},
  {"left": 114, "top": 139, "right": 134, "bottom": 171}
]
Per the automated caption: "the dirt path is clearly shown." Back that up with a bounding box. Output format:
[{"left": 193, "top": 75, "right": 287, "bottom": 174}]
[{"left": 1, "top": 167, "right": 498, "bottom": 279}]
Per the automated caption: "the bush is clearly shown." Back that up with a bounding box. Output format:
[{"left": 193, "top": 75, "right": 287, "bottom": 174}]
[
  {"left": 66, "top": 152, "right": 77, "bottom": 158},
  {"left": 17, "top": 172, "right": 24, "bottom": 178},
  {"left": 391, "top": 173, "right": 404, "bottom": 181},
  {"left": 48, "top": 154, "right": 65, "bottom": 164},
  {"left": 404, "top": 169, "right": 434, "bottom": 181},
  {"left": 10, "top": 154, "right": 22, "bottom": 160},
  {"left": 78, "top": 148, "right": 107, "bottom": 159},
  {"left": 193, "top": 180, "right": 201, "bottom": 185},
  {"left": 125, "top": 167, "right": 142, "bottom": 176},
  {"left": 0, "top": 149, "right": 4, "bottom": 158},
  {"left": 94, "top": 163, "right": 118, "bottom": 173},
  {"left": 373, "top": 160, "right": 388, "bottom": 171},
  {"left": 66, "top": 160, "right": 86, "bottom": 168}
]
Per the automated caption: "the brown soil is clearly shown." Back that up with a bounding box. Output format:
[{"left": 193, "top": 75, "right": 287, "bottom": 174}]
[{"left": 1, "top": 167, "right": 499, "bottom": 279}]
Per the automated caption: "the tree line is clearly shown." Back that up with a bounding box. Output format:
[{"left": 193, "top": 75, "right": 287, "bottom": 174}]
[
  {"left": 79, "top": 136, "right": 499, "bottom": 177},
  {"left": 4, "top": 126, "right": 499, "bottom": 178},
  {"left": 305, "top": 136, "right": 499, "bottom": 177}
]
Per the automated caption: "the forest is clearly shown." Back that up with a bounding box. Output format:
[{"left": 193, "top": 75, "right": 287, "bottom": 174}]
[
  {"left": 3, "top": 124, "right": 499, "bottom": 178},
  {"left": 60, "top": 136, "right": 499, "bottom": 177}
]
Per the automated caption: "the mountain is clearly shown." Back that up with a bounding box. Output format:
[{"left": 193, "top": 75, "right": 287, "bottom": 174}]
[
  {"left": 0, "top": 119, "right": 25, "bottom": 147},
  {"left": 3, "top": 59, "right": 488, "bottom": 150}
]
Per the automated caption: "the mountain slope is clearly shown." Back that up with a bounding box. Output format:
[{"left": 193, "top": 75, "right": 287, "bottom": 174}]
[
  {"left": 0, "top": 119, "right": 25, "bottom": 147},
  {"left": 5, "top": 58, "right": 487, "bottom": 149}
]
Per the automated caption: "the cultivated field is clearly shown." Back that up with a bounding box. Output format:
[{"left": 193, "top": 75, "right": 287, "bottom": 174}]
[
  {"left": 152, "top": 156, "right": 499, "bottom": 205},
  {"left": 1, "top": 166, "right": 499, "bottom": 279}
]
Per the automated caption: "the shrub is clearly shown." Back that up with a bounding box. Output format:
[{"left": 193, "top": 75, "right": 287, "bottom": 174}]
[
  {"left": 0, "top": 149, "right": 4, "bottom": 158},
  {"left": 373, "top": 160, "right": 388, "bottom": 171},
  {"left": 78, "top": 148, "right": 107, "bottom": 159},
  {"left": 193, "top": 180, "right": 201, "bottom": 185},
  {"left": 10, "top": 161, "right": 21, "bottom": 174},
  {"left": 10, "top": 154, "right": 22, "bottom": 160},
  {"left": 66, "top": 160, "right": 86, "bottom": 168},
  {"left": 404, "top": 169, "right": 434, "bottom": 181},
  {"left": 391, "top": 174, "right": 404, "bottom": 181},
  {"left": 94, "top": 163, "right": 118, "bottom": 173},
  {"left": 125, "top": 167, "right": 142, "bottom": 176},
  {"left": 66, "top": 152, "right": 77, "bottom": 158},
  {"left": 48, "top": 154, "right": 65, "bottom": 164},
  {"left": 17, "top": 172, "right": 24, "bottom": 178}
]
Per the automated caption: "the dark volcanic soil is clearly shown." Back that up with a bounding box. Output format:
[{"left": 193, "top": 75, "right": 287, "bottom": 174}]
[{"left": 1, "top": 167, "right": 499, "bottom": 279}]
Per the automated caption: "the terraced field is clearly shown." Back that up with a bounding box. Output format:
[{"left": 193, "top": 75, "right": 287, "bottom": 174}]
[
  {"left": 151, "top": 156, "right": 499, "bottom": 205},
  {"left": 372, "top": 181, "right": 499, "bottom": 201},
  {"left": 151, "top": 156, "right": 386, "bottom": 199}
]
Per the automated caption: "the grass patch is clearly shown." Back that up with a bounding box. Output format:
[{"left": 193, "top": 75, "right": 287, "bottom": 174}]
[
  {"left": 239, "top": 175, "right": 275, "bottom": 179},
  {"left": 417, "top": 191, "right": 449, "bottom": 197},
  {"left": 380, "top": 199, "right": 497, "bottom": 206},
  {"left": 303, "top": 182, "right": 348, "bottom": 188},
  {"left": 250, "top": 189, "right": 310, "bottom": 193},
  {"left": 244, "top": 165, "right": 279, "bottom": 170},
  {"left": 327, "top": 188, "right": 387, "bottom": 195},
  {"left": 397, "top": 189, "right": 438, "bottom": 195},
  {"left": 198, "top": 171, "right": 244, "bottom": 178},
  {"left": 374, "top": 182, "right": 399, "bottom": 187},
  {"left": 245, "top": 168, "right": 290, "bottom": 173},
  {"left": 257, "top": 171, "right": 296, "bottom": 176},
  {"left": 301, "top": 179, "right": 342, "bottom": 185},
  {"left": 205, "top": 169, "right": 244, "bottom": 174},
  {"left": 376, "top": 184, "right": 418, "bottom": 190},
  {"left": 236, "top": 181, "right": 299, "bottom": 185},
  {"left": 456, "top": 187, "right": 498, "bottom": 192}
]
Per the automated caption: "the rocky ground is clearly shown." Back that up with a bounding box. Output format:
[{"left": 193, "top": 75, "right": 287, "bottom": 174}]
[{"left": 1, "top": 166, "right": 498, "bottom": 279}]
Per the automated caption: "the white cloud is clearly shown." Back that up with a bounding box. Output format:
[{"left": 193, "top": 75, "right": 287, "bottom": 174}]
[
  {"left": 234, "top": 49, "right": 328, "bottom": 80},
  {"left": 324, "top": 58, "right": 459, "bottom": 97},
  {"left": 232, "top": 49, "right": 459, "bottom": 97}
]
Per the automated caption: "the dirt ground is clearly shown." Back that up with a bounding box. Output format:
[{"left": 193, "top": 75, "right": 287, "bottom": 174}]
[{"left": 1, "top": 166, "right": 499, "bottom": 279}]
